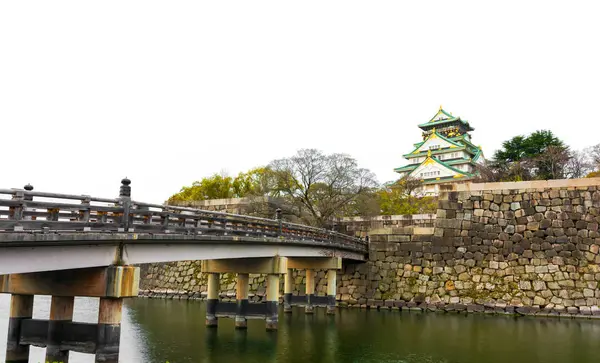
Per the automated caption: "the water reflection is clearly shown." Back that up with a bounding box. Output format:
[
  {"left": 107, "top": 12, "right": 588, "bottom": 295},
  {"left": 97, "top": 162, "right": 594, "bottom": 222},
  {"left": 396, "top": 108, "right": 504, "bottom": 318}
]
[{"left": 2, "top": 294, "right": 600, "bottom": 362}]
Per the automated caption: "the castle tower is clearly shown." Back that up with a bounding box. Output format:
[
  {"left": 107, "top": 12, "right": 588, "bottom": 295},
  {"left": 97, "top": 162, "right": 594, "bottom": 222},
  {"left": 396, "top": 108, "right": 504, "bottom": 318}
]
[{"left": 394, "top": 106, "right": 484, "bottom": 195}]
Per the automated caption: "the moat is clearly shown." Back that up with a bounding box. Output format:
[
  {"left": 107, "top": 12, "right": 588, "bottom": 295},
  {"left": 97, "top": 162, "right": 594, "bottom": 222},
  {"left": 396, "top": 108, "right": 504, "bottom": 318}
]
[{"left": 1, "top": 295, "right": 599, "bottom": 363}]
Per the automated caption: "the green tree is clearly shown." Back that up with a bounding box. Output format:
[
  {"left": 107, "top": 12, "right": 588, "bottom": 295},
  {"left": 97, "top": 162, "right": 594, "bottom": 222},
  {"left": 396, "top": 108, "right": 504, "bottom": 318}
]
[
  {"left": 491, "top": 130, "right": 570, "bottom": 181},
  {"left": 168, "top": 173, "right": 235, "bottom": 203},
  {"left": 167, "top": 168, "right": 275, "bottom": 203},
  {"left": 377, "top": 177, "right": 437, "bottom": 215},
  {"left": 232, "top": 167, "right": 277, "bottom": 197},
  {"left": 587, "top": 171, "right": 600, "bottom": 178}
]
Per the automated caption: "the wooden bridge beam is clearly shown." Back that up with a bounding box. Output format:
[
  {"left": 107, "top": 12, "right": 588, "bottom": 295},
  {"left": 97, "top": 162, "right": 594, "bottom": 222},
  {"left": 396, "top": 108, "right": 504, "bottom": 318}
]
[
  {"left": 201, "top": 257, "right": 287, "bottom": 275},
  {"left": 0, "top": 266, "right": 140, "bottom": 298},
  {"left": 286, "top": 257, "right": 342, "bottom": 270}
]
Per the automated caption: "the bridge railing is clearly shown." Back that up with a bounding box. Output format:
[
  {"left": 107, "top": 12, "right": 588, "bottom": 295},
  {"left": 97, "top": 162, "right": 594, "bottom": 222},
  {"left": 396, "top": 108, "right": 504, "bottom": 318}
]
[{"left": 0, "top": 179, "right": 367, "bottom": 253}]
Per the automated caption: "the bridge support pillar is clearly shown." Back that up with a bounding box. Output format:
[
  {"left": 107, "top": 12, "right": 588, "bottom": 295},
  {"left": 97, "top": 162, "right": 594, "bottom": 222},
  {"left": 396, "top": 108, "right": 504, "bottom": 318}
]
[
  {"left": 202, "top": 257, "right": 286, "bottom": 330},
  {"left": 326, "top": 270, "right": 337, "bottom": 315},
  {"left": 5, "top": 294, "right": 33, "bottom": 363},
  {"left": 46, "top": 296, "right": 75, "bottom": 363},
  {"left": 283, "top": 268, "right": 293, "bottom": 313},
  {"left": 235, "top": 273, "right": 249, "bottom": 329},
  {"left": 1, "top": 265, "right": 138, "bottom": 363},
  {"left": 266, "top": 274, "right": 280, "bottom": 331},
  {"left": 305, "top": 269, "right": 315, "bottom": 314},
  {"left": 95, "top": 297, "right": 123, "bottom": 363},
  {"left": 206, "top": 272, "right": 220, "bottom": 328}
]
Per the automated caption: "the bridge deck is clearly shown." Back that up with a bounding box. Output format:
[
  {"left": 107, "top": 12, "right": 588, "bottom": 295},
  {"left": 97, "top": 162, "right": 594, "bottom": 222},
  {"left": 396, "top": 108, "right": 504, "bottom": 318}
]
[{"left": 0, "top": 180, "right": 367, "bottom": 274}]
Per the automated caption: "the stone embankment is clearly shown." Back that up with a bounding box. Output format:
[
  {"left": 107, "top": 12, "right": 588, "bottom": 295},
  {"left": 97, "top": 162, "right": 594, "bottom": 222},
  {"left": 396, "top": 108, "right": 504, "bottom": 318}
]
[{"left": 140, "top": 178, "right": 600, "bottom": 318}]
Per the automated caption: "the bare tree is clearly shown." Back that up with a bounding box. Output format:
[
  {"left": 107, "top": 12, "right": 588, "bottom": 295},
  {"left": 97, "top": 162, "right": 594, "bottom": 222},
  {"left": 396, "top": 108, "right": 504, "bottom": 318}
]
[
  {"left": 565, "top": 150, "right": 593, "bottom": 179},
  {"left": 473, "top": 161, "right": 501, "bottom": 182},
  {"left": 401, "top": 176, "right": 424, "bottom": 197},
  {"left": 585, "top": 144, "right": 600, "bottom": 170},
  {"left": 535, "top": 145, "right": 571, "bottom": 180},
  {"left": 269, "top": 149, "right": 378, "bottom": 228}
]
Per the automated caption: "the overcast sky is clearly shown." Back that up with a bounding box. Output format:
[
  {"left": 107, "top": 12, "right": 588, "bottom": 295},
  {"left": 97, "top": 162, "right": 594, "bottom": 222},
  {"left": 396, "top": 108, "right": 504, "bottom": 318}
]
[{"left": 1, "top": 1, "right": 599, "bottom": 203}]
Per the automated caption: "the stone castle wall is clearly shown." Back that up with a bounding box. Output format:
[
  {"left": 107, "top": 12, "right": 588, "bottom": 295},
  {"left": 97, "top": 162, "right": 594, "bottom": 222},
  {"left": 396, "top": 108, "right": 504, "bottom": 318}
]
[
  {"left": 338, "top": 214, "right": 435, "bottom": 238},
  {"left": 140, "top": 178, "right": 600, "bottom": 316}
]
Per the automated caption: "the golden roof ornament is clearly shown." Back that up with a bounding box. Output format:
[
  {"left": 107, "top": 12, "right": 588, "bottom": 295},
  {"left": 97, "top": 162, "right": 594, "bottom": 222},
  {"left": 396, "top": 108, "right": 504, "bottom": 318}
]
[{"left": 427, "top": 149, "right": 432, "bottom": 157}]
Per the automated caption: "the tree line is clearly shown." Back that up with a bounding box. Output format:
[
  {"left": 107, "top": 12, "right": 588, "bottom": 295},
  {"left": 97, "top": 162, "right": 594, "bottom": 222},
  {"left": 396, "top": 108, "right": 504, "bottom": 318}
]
[
  {"left": 478, "top": 130, "right": 600, "bottom": 182},
  {"left": 168, "top": 149, "right": 437, "bottom": 228},
  {"left": 168, "top": 131, "right": 600, "bottom": 227}
]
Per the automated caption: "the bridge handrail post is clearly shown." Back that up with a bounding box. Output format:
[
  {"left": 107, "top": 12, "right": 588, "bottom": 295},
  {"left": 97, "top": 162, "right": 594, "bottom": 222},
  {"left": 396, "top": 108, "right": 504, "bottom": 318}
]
[
  {"left": 8, "top": 187, "right": 26, "bottom": 230},
  {"left": 161, "top": 208, "right": 171, "bottom": 232},
  {"left": 331, "top": 222, "right": 338, "bottom": 245},
  {"left": 275, "top": 208, "right": 282, "bottom": 237},
  {"left": 23, "top": 184, "right": 35, "bottom": 222},
  {"left": 79, "top": 195, "right": 91, "bottom": 225},
  {"left": 119, "top": 178, "right": 132, "bottom": 232}
]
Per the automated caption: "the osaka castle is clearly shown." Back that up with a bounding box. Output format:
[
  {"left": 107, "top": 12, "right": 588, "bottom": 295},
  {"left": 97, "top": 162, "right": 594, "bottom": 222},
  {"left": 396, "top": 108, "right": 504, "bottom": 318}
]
[{"left": 394, "top": 107, "right": 484, "bottom": 195}]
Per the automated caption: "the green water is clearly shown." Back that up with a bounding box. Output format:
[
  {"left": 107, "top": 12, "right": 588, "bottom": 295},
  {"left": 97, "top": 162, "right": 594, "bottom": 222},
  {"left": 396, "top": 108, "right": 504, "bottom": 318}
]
[
  {"left": 1, "top": 295, "right": 600, "bottom": 362},
  {"left": 127, "top": 299, "right": 600, "bottom": 363}
]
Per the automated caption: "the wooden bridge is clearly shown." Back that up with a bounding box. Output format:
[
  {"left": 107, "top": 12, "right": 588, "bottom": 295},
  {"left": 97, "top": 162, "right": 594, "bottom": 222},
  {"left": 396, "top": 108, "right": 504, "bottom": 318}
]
[{"left": 0, "top": 179, "right": 367, "bottom": 363}]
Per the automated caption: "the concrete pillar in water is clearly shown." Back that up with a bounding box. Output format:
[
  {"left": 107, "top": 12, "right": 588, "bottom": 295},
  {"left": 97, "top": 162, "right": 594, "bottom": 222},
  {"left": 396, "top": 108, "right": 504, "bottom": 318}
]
[
  {"left": 265, "top": 274, "right": 279, "bottom": 331},
  {"left": 206, "top": 272, "right": 219, "bottom": 327},
  {"left": 46, "top": 296, "right": 75, "bottom": 362},
  {"left": 283, "top": 268, "right": 293, "bottom": 313},
  {"left": 305, "top": 269, "right": 315, "bottom": 314},
  {"left": 235, "top": 273, "right": 249, "bottom": 329},
  {"left": 326, "top": 270, "right": 337, "bottom": 315},
  {"left": 95, "top": 298, "right": 123, "bottom": 363},
  {"left": 5, "top": 294, "right": 33, "bottom": 363}
]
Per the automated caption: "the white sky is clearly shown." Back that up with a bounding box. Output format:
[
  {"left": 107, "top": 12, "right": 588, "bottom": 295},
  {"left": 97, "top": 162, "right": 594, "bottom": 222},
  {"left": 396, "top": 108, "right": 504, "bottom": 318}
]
[{"left": 1, "top": 1, "right": 599, "bottom": 203}]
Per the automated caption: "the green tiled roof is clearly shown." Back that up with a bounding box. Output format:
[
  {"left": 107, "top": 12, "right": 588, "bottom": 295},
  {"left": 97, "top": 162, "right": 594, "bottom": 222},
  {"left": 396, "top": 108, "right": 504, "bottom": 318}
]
[
  {"left": 394, "top": 164, "right": 419, "bottom": 172},
  {"left": 404, "top": 146, "right": 477, "bottom": 159},
  {"left": 420, "top": 174, "right": 475, "bottom": 185},
  {"left": 394, "top": 155, "right": 477, "bottom": 178},
  {"left": 428, "top": 108, "right": 456, "bottom": 123},
  {"left": 418, "top": 108, "right": 474, "bottom": 131},
  {"left": 405, "top": 129, "right": 463, "bottom": 156},
  {"left": 472, "top": 147, "right": 484, "bottom": 162},
  {"left": 413, "top": 141, "right": 425, "bottom": 148},
  {"left": 451, "top": 135, "right": 480, "bottom": 153},
  {"left": 429, "top": 156, "right": 474, "bottom": 176},
  {"left": 445, "top": 158, "right": 476, "bottom": 166}
]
